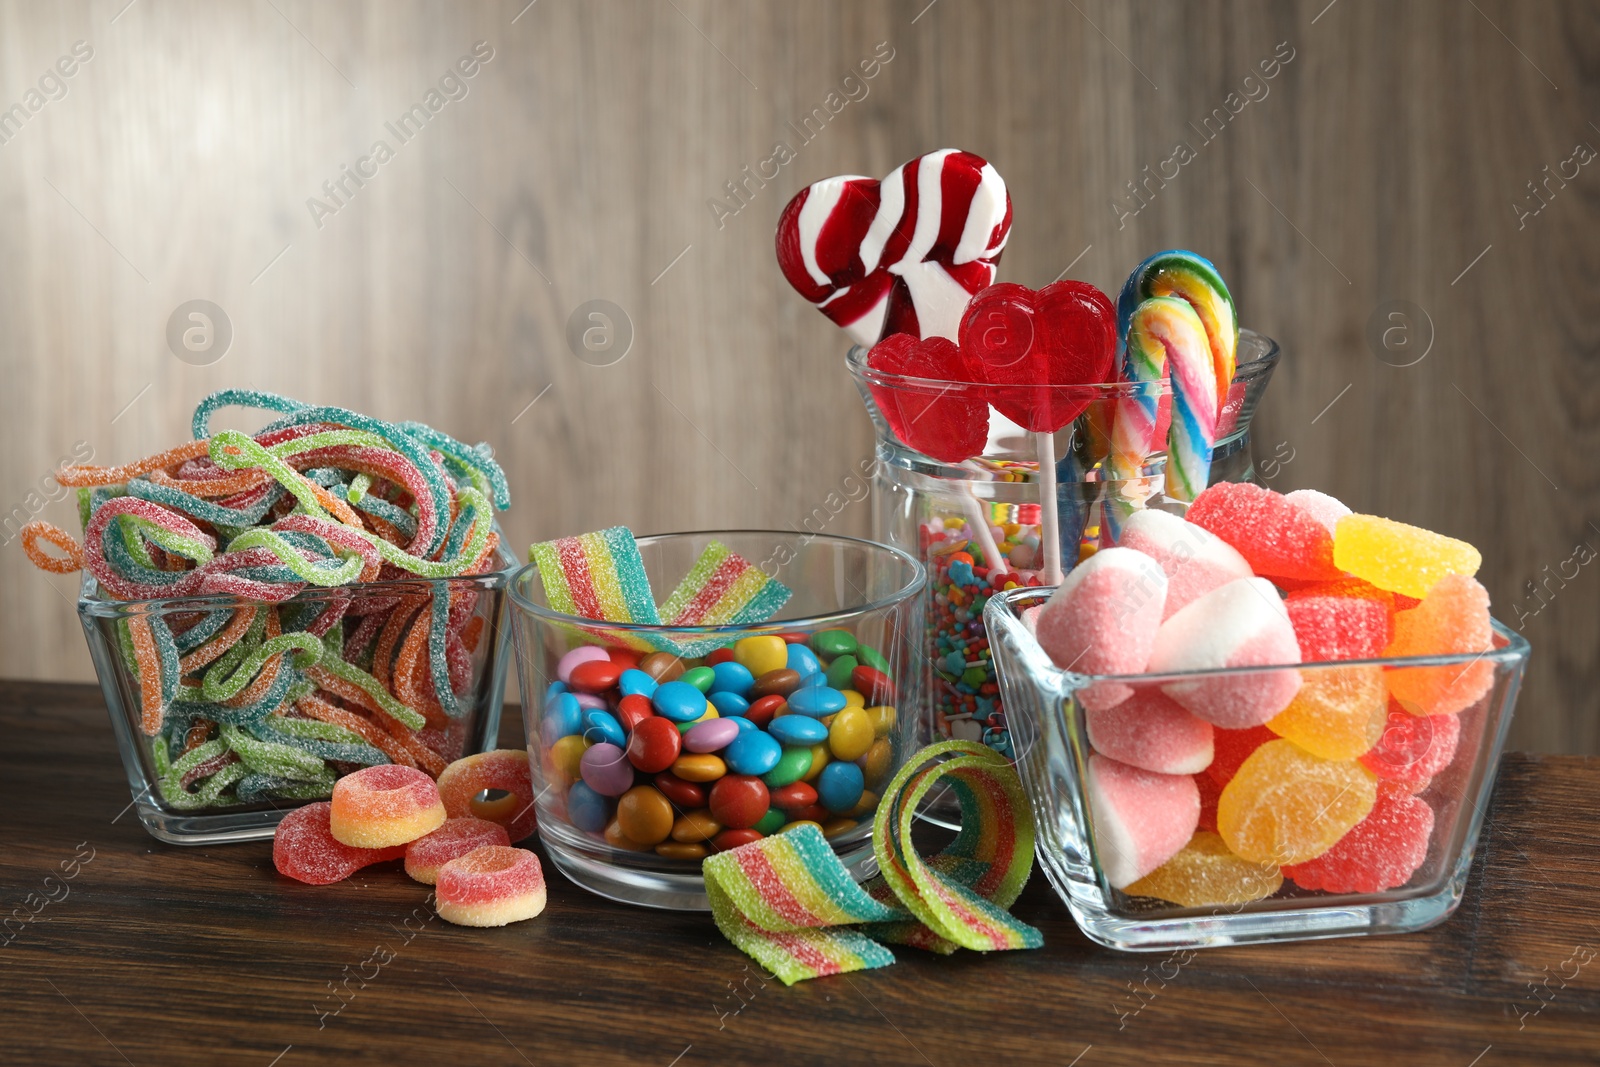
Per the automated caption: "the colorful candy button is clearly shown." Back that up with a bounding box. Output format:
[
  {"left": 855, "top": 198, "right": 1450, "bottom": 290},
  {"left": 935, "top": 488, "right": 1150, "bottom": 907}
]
[
  {"left": 556, "top": 645, "right": 609, "bottom": 683},
  {"left": 708, "top": 690, "right": 750, "bottom": 716},
  {"left": 652, "top": 680, "right": 709, "bottom": 722},
  {"left": 616, "top": 785, "right": 674, "bottom": 845},
  {"left": 579, "top": 742, "right": 634, "bottom": 796},
  {"left": 582, "top": 708, "right": 626, "bottom": 747},
  {"left": 724, "top": 730, "right": 783, "bottom": 776},
  {"left": 762, "top": 746, "right": 813, "bottom": 787},
  {"left": 569, "top": 658, "right": 624, "bottom": 693},
  {"left": 788, "top": 686, "right": 847, "bottom": 717},
  {"left": 825, "top": 654, "right": 859, "bottom": 691},
  {"left": 828, "top": 706, "right": 874, "bottom": 761},
  {"left": 566, "top": 782, "right": 609, "bottom": 833},
  {"left": 786, "top": 643, "right": 822, "bottom": 678},
  {"left": 710, "top": 661, "right": 756, "bottom": 696},
  {"left": 768, "top": 715, "right": 828, "bottom": 746},
  {"left": 709, "top": 774, "right": 770, "bottom": 830},
  {"left": 734, "top": 636, "right": 789, "bottom": 677},
  {"left": 625, "top": 716, "right": 682, "bottom": 774},
  {"left": 617, "top": 668, "right": 658, "bottom": 698},
  {"left": 685, "top": 717, "right": 741, "bottom": 753},
  {"left": 652, "top": 772, "right": 705, "bottom": 809},
  {"left": 817, "top": 761, "right": 865, "bottom": 814},
  {"left": 671, "top": 753, "right": 727, "bottom": 782},
  {"left": 680, "top": 666, "right": 717, "bottom": 692},
  {"left": 812, "top": 628, "right": 857, "bottom": 658},
  {"left": 750, "top": 669, "right": 801, "bottom": 698}
]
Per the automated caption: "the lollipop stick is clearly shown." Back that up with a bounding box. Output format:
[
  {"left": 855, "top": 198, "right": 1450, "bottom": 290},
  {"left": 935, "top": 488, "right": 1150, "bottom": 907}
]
[
  {"left": 1036, "top": 430, "right": 1064, "bottom": 585},
  {"left": 956, "top": 464, "right": 1008, "bottom": 577}
]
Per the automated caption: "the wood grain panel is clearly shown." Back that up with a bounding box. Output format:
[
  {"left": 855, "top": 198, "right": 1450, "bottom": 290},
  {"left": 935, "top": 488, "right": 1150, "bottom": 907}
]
[{"left": 0, "top": 1, "right": 1594, "bottom": 753}]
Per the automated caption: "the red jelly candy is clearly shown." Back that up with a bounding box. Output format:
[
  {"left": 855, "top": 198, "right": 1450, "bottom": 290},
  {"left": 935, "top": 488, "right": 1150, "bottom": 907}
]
[
  {"left": 1196, "top": 771, "right": 1222, "bottom": 833},
  {"left": 708, "top": 774, "right": 771, "bottom": 830},
  {"left": 958, "top": 280, "right": 1116, "bottom": 432},
  {"left": 1187, "top": 482, "right": 1342, "bottom": 581},
  {"left": 1286, "top": 595, "right": 1394, "bottom": 662},
  {"left": 404, "top": 817, "right": 512, "bottom": 885},
  {"left": 626, "top": 716, "right": 683, "bottom": 774},
  {"left": 1359, "top": 702, "right": 1460, "bottom": 782},
  {"left": 1205, "top": 725, "right": 1276, "bottom": 786},
  {"left": 1282, "top": 790, "right": 1434, "bottom": 893},
  {"left": 274, "top": 802, "right": 404, "bottom": 885},
  {"left": 865, "top": 334, "right": 988, "bottom": 463}
]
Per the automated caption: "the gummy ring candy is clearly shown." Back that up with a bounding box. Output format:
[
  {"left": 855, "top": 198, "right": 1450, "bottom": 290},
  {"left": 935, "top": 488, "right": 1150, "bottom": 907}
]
[
  {"left": 435, "top": 846, "right": 547, "bottom": 927},
  {"left": 329, "top": 765, "right": 447, "bottom": 849},
  {"left": 435, "top": 750, "right": 538, "bottom": 844},
  {"left": 273, "top": 802, "right": 405, "bottom": 885},
  {"left": 404, "top": 817, "right": 511, "bottom": 885}
]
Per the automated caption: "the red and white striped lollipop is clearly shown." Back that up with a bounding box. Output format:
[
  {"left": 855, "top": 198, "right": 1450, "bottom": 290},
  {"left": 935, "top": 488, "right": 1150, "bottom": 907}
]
[{"left": 775, "top": 149, "right": 1012, "bottom": 346}]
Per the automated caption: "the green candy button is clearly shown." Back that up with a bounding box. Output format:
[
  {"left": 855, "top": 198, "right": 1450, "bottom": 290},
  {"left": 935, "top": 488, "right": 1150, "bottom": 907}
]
[
  {"left": 825, "top": 654, "right": 859, "bottom": 691},
  {"left": 761, "top": 746, "right": 813, "bottom": 788},
  {"left": 811, "top": 628, "right": 858, "bottom": 658},
  {"left": 753, "top": 807, "right": 787, "bottom": 834},
  {"left": 857, "top": 644, "right": 890, "bottom": 675},
  {"left": 680, "top": 665, "right": 716, "bottom": 693}
]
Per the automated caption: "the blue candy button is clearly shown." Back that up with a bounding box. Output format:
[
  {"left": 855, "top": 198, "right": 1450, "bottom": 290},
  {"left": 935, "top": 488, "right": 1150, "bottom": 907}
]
[
  {"left": 617, "top": 668, "right": 658, "bottom": 699},
  {"left": 723, "top": 730, "right": 783, "bottom": 776},
  {"left": 652, "top": 680, "right": 709, "bottom": 723},
  {"left": 709, "top": 660, "right": 756, "bottom": 697},
  {"left": 708, "top": 690, "right": 750, "bottom": 716},
  {"left": 787, "top": 685, "right": 847, "bottom": 717},
  {"left": 582, "top": 708, "right": 626, "bottom": 747},
  {"left": 768, "top": 715, "right": 828, "bottom": 746},
  {"left": 817, "top": 760, "right": 865, "bottom": 814}
]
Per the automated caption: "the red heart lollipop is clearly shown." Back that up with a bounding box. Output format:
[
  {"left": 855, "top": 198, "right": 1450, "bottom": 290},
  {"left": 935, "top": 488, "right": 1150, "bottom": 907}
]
[
  {"left": 958, "top": 280, "right": 1116, "bottom": 432},
  {"left": 776, "top": 149, "right": 1012, "bottom": 346},
  {"left": 864, "top": 333, "right": 989, "bottom": 463}
]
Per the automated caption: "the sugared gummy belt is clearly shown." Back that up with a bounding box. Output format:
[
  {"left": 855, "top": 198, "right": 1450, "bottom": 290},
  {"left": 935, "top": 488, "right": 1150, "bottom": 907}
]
[{"left": 703, "top": 740, "right": 1041, "bottom": 985}]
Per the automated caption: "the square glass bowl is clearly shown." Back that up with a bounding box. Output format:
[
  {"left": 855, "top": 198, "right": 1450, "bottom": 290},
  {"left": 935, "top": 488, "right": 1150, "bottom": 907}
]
[
  {"left": 985, "top": 585, "right": 1530, "bottom": 951},
  {"left": 79, "top": 552, "right": 515, "bottom": 845},
  {"left": 509, "top": 530, "right": 925, "bottom": 911}
]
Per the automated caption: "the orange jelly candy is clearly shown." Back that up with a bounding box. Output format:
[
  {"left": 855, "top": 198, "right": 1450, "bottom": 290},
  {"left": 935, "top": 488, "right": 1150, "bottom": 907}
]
[
  {"left": 1217, "top": 739, "right": 1376, "bottom": 865},
  {"left": 1266, "top": 666, "right": 1388, "bottom": 761},
  {"left": 1384, "top": 575, "right": 1495, "bottom": 716}
]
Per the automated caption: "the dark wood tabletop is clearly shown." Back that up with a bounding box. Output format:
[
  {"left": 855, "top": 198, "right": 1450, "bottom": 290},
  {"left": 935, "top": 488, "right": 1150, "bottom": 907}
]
[{"left": 1, "top": 680, "right": 1595, "bottom": 1066}]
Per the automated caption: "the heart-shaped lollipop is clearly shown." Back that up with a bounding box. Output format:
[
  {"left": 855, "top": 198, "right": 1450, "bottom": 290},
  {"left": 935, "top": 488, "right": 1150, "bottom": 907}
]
[
  {"left": 776, "top": 149, "right": 1012, "bottom": 346},
  {"left": 864, "top": 333, "right": 989, "bottom": 463},
  {"left": 958, "top": 280, "right": 1117, "bottom": 432}
]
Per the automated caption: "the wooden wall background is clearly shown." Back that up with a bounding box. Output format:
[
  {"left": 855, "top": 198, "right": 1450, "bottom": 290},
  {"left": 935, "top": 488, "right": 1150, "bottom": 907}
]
[{"left": 0, "top": 0, "right": 1594, "bottom": 753}]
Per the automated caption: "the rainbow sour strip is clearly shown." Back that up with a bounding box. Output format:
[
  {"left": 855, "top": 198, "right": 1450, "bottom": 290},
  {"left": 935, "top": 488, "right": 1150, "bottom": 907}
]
[
  {"left": 658, "top": 541, "right": 791, "bottom": 627},
  {"left": 704, "top": 741, "right": 1040, "bottom": 985},
  {"left": 529, "top": 526, "right": 660, "bottom": 625}
]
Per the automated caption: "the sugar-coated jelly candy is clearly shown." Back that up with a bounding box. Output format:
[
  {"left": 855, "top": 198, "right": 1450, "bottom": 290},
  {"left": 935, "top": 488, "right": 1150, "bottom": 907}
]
[
  {"left": 274, "top": 802, "right": 404, "bottom": 885},
  {"left": 1117, "top": 507, "right": 1252, "bottom": 619},
  {"left": 435, "top": 846, "right": 547, "bottom": 927},
  {"left": 1286, "top": 595, "right": 1392, "bottom": 662},
  {"left": 1086, "top": 687, "right": 1213, "bottom": 775},
  {"left": 1125, "top": 830, "right": 1283, "bottom": 907},
  {"left": 1186, "top": 482, "right": 1342, "bottom": 581},
  {"left": 1217, "top": 740, "right": 1376, "bottom": 865},
  {"left": 1333, "top": 514, "right": 1481, "bottom": 600},
  {"left": 1282, "top": 790, "right": 1434, "bottom": 893},
  {"left": 329, "top": 765, "right": 447, "bottom": 849},
  {"left": 1148, "top": 578, "right": 1302, "bottom": 729},
  {"left": 1086, "top": 754, "right": 1199, "bottom": 889},
  {"left": 1384, "top": 574, "right": 1495, "bottom": 716},
  {"left": 1206, "top": 725, "right": 1276, "bottom": 786},
  {"left": 1359, "top": 702, "right": 1460, "bottom": 782},
  {"left": 1266, "top": 666, "right": 1387, "bottom": 761},
  {"left": 436, "top": 749, "right": 539, "bottom": 843},
  {"left": 1035, "top": 547, "right": 1168, "bottom": 711},
  {"left": 404, "top": 818, "right": 511, "bottom": 885},
  {"left": 1283, "top": 488, "right": 1350, "bottom": 535}
]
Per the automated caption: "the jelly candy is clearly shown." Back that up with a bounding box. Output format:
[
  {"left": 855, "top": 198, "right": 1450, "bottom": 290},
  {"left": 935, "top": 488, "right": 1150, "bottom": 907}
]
[
  {"left": 1086, "top": 753, "right": 1200, "bottom": 889},
  {"left": 1085, "top": 686, "right": 1213, "bottom": 775},
  {"left": 1206, "top": 725, "right": 1276, "bottom": 786},
  {"left": 329, "top": 765, "right": 447, "bottom": 849},
  {"left": 1266, "top": 666, "right": 1387, "bottom": 761},
  {"left": 1116, "top": 507, "right": 1251, "bottom": 618},
  {"left": 1186, "top": 481, "right": 1341, "bottom": 581},
  {"left": 1283, "top": 488, "right": 1350, "bottom": 535},
  {"left": 404, "top": 818, "right": 511, "bottom": 885},
  {"left": 1333, "top": 514, "right": 1482, "bottom": 600},
  {"left": 435, "top": 749, "right": 539, "bottom": 843},
  {"left": 1034, "top": 546, "right": 1167, "bottom": 710},
  {"left": 1217, "top": 739, "right": 1376, "bottom": 865},
  {"left": 657, "top": 540, "right": 791, "bottom": 627},
  {"left": 1384, "top": 575, "right": 1495, "bottom": 715},
  {"left": 528, "top": 525, "right": 660, "bottom": 625},
  {"left": 1282, "top": 790, "right": 1434, "bottom": 893},
  {"left": 1125, "top": 830, "right": 1283, "bottom": 907},
  {"left": 1286, "top": 594, "right": 1393, "bottom": 662},
  {"left": 434, "top": 846, "right": 547, "bottom": 927},
  {"left": 1359, "top": 702, "right": 1460, "bottom": 782},
  {"left": 273, "top": 801, "right": 404, "bottom": 885},
  {"left": 1148, "top": 577, "right": 1302, "bottom": 728}
]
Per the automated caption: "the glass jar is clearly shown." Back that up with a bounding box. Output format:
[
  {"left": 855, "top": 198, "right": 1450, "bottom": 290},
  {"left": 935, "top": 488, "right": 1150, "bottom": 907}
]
[
  {"left": 509, "top": 530, "right": 925, "bottom": 910},
  {"left": 848, "top": 332, "right": 1282, "bottom": 759},
  {"left": 986, "top": 584, "right": 1531, "bottom": 950}
]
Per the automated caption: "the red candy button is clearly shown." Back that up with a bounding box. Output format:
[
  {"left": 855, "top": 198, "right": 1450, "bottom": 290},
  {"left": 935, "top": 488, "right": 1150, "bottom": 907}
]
[
  {"left": 787, "top": 804, "right": 830, "bottom": 824},
  {"left": 708, "top": 775, "right": 770, "bottom": 830},
  {"left": 745, "top": 694, "right": 786, "bottom": 730},
  {"left": 710, "top": 828, "right": 765, "bottom": 853},
  {"left": 653, "top": 772, "right": 706, "bottom": 809},
  {"left": 569, "top": 659, "right": 623, "bottom": 694},
  {"left": 851, "top": 665, "right": 896, "bottom": 706},
  {"left": 607, "top": 648, "right": 642, "bottom": 670},
  {"left": 769, "top": 781, "right": 818, "bottom": 812},
  {"left": 779, "top": 633, "right": 811, "bottom": 644},
  {"left": 706, "top": 647, "right": 736, "bottom": 666},
  {"left": 615, "top": 693, "right": 654, "bottom": 733},
  {"left": 626, "top": 716, "right": 682, "bottom": 774}
]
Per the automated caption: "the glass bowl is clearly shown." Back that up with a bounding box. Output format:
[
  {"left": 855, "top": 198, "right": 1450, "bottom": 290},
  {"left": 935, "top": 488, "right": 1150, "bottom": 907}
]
[
  {"left": 985, "top": 584, "right": 1530, "bottom": 951},
  {"left": 79, "top": 548, "right": 516, "bottom": 845},
  {"left": 509, "top": 530, "right": 926, "bottom": 911}
]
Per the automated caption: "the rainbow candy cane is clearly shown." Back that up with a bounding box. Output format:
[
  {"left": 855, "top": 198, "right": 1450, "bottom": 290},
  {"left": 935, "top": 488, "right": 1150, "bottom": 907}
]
[
  {"left": 1104, "top": 297, "right": 1217, "bottom": 540},
  {"left": 1116, "top": 249, "right": 1238, "bottom": 414}
]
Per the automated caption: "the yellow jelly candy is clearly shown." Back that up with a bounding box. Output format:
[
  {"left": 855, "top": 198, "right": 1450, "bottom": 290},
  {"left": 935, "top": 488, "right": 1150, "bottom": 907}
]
[
  {"left": 1266, "top": 666, "right": 1388, "bottom": 761},
  {"left": 828, "top": 706, "right": 874, "bottom": 762},
  {"left": 1125, "top": 831, "right": 1284, "bottom": 907},
  {"left": 1217, "top": 740, "right": 1376, "bottom": 865},
  {"left": 1333, "top": 514, "right": 1482, "bottom": 600},
  {"left": 1385, "top": 574, "right": 1495, "bottom": 716},
  {"left": 733, "top": 636, "right": 789, "bottom": 678}
]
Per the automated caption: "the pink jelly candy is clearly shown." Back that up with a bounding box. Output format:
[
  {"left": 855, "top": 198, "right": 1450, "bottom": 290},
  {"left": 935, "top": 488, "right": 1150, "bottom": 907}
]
[
  {"left": 1116, "top": 507, "right": 1252, "bottom": 618},
  {"left": 405, "top": 817, "right": 513, "bottom": 885},
  {"left": 1286, "top": 595, "right": 1393, "bottom": 662},
  {"left": 1086, "top": 686, "right": 1214, "bottom": 776},
  {"left": 1284, "top": 488, "right": 1351, "bottom": 536},
  {"left": 1186, "top": 482, "right": 1342, "bottom": 581},
  {"left": 1086, "top": 753, "right": 1199, "bottom": 889},
  {"left": 435, "top": 846, "right": 548, "bottom": 927},
  {"left": 1282, "top": 790, "right": 1434, "bottom": 893},
  {"left": 273, "top": 801, "right": 405, "bottom": 885},
  {"left": 1035, "top": 546, "right": 1167, "bottom": 711},
  {"left": 1359, "top": 702, "right": 1461, "bottom": 782},
  {"left": 1147, "top": 577, "right": 1303, "bottom": 728}
]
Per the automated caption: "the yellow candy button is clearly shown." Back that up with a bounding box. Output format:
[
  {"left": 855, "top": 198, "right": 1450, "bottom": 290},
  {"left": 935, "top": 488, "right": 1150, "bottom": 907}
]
[
  {"left": 841, "top": 689, "right": 866, "bottom": 708},
  {"left": 865, "top": 705, "right": 897, "bottom": 738},
  {"left": 549, "top": 734, "right": 591, "bottom": 781},
  {"left": 828, "top": 706, "right": 874, "bottom": 762},
  {"left": 802, "top": 742, "right": 830, "bottom": 782},
  {"left": 733, "top": 636, "right": 789, "bottom": 678},
  {"left": 670, "top": 753, "right": 727, "bottom": 782}
]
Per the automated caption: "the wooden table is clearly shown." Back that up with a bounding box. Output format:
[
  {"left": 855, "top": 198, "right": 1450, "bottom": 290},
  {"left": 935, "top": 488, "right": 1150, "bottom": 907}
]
[{"left": 2, "top": 681, "right": 1595, "bottom": 1066}]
